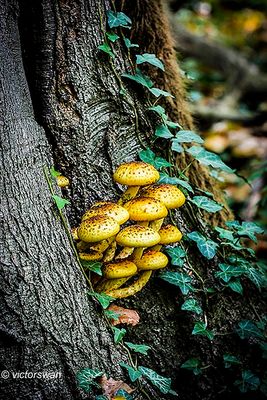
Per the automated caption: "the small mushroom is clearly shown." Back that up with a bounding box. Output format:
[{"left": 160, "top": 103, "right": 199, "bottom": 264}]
[
  {"left": 113, "top": 161, "right": 160, "bottom": 203},
  {"left": 124, "top": 197, "right": 167, "bottom": 226},
  {"left": 135, "top": 250, "right": 168, "bottom": 270},
  {"left": 56, "top": 175, "right": 70, "bottom": 188},
  {"left": 152, "top": 224, "right": 183, "bottom": 251},
  {"left": 82, "top": 202, "right": 129, "bottom": 225},
  {"left": 77, "top": 215, "right": 120, "bottom": 243},
  {"left": 105, "top": 271, "right": 152, "bottom": 298},
  {"left": 103, "top": 260, "right": 137, "bottom": 279}
]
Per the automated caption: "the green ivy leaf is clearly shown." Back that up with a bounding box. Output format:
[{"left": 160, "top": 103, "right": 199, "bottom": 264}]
[
  {"left": 107, "top": 10, "right": 132, "bottom": 29},
  {"left": 223, "top": 354, "right": 242, "bottom": 369},
  {"left": 165, "top": 246, "right": 186, "bottom": 267},
  {"left": 175, "top": 130, "right": 203, "bottom": 144},
  {"left": 155, "top": 124, "right": 174, "bottom": 139},
  {"left": 192, "top": 322, "right": 215, "bottom": 340},
  {"left": 120, "top": 362, "right": 142, "bottom": 382},
  {"left": 147, "top": 105, "right": 167, "bottom": 118},
  {"left": 149, "top": 87, "right": 174, "bottom": 98},
  {"left": 106, "top": 31, "right": 119, "bottom": 42},
  {"left": 122, "top": 70, "right": 153, "bottom": 89},
  {"left": 226, "top": 279, "right": 243, "bottom": 294},
  {"left": 52, "top": 195, "right": 70, "bottom": 210},
  {"left": 180, "top": 358, "right": 202, "bottom": 375},
  {"left": 123, "top": 38, "right": 139, "bottom": 48},
  {"left": 215, "top": 227, "right": 235, "bottom": 242},
  {"left": 104, "top": 309, "right": 121, "bottom": 321},
  {"left": 113, "top": 327, "right": 126, "bottom": 344},
  {"left": 153, "top": 157, "right": 172, "bottom": 169},
  {"left": 160, "top": 271, "right": 193, "bottom": 294},
  {"left": 139, "top": 148, "right": 155, "bottom": 165},
  {"left": 50, "top": 166, "right": 61, "bottom": 177},
  {"left": 236, "top": 320, "right": 265, "bottom": 340},
  {"left": 87, "top": 291, "right": 115, "bottom": 309},
  {"left": 187, "top": 231, "right": 218, "bottom": 259},
  {"left": 138, "top": 366, "right": 177, "bottom": 395},
  {"left": 166, "top": 120, "right": 182, "bottom": 129},
  {"left": 80, "top": 260, "right": 102, "bottom": 276},
  {"left": 181, "top": 299, "right": 202, "bottom": 315},
  {"left": 115, "top": 389, "right": 134, "bottom": 399},
  {"left": 190, "top": 196, "right": 223, "bottom": 213},
  {"left": 245, "top": 266, "right": 266, "bottom": 289},
  {"left": 186, "top": 146, "right": 234, "bottom": 173},
  {"left": 125, "top": 341, "right": 151, "bottom": 355},
  {"left": 136, "top": 53, "right": 164, "bottom": 71},
  {"left": 215, "top": 263, "right": 246, "bottom": 283},
  {"left": 171, "top": 139, "right": 184, "bottom": 153},
  {"left": 76, "top": 368, "right": 103, "bottom": 393},
  {"left": 228, "top": 221, "right": 264, "bottom": 242},
  {"left": 234, "top": 370, "right": 260, "bottom": 393},
  {"left": 97, "top": 43, "right": 115, "bottom": 58}
]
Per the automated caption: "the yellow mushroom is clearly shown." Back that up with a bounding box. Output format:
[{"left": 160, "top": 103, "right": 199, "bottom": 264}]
[
  {"left": 81, "top": 202, "right": 129, "bottom": 225},
  {"left": 95, "top": 276, "right": 130, "bottom": 293},
  {"left": 56, "top": 175, "right": 70, "bottom": 188},
  {"left": 79, "top": 251, "right": 103, "bottom": 261},
  {"left": 103, "top": 260, "right": 137, "bottom": 279},
  {"left": 124, "top": 197, "right": 167, "bottom": 227},
  {"left": 77, "top": 215, "right": 120, "bottom": 243},
  {"left": 105, "top": 271, "right": 152, "bottom": 298},
  {"left": 152, "top": 224, "right": 183, "bottom": 251},
  {"left": 135, "top": 250, "right": 168, "bottom": 270}
]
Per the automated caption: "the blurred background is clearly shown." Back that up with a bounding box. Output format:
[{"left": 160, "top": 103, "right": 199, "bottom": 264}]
[{"left": 169, "top": 0, "right": 267, "bottom": 259}]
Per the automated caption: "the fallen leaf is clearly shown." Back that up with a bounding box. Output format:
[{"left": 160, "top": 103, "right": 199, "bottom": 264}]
[
  {"left": 107, "top": 305, "right": 140, "bottom": 326},
  {"left": 99, "top": 374, "right": 134, "bottom": 399}
]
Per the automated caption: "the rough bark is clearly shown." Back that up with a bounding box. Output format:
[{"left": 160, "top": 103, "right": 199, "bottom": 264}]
[{"left": 1, "top": 1, "right": 266, "bottom": 400}]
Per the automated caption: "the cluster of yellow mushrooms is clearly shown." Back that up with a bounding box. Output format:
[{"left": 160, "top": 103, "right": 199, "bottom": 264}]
[{"left": 72, "top": 162, "right": 186, "bottom": 298}]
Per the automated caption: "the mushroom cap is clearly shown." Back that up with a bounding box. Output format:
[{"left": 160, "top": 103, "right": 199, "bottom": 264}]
[
  {"left": 116, "top": 225, "right": 160, "bottom": 247},
  {"left": 113, "top": 161, "right": 160, "bottom": 186},
  {"left": 82, "top": 202, "right": 129, "bottom": 225},
  {"left": 79, "top": 251, "right": 103, "bottom": 261},
  {"left": 78, "top": 215, "right": 120, "bottom": 243},
  {"left": 135, "top": 250, "right": 168, "bottom": 270},
  {"left": 124, "top": 197, "right": 168, "bottom": 221},
  {"left": 56, "top": 175, "right": 70, "bottom": 188},
  {"left": 103, "top": 260, "right": 137, "bottom": 279},
  {"left": 140, "top": 184, "right": 186, "bottom": 209},
  {"left": 159, "top": 224, "right": 183, "bottom": 244}
]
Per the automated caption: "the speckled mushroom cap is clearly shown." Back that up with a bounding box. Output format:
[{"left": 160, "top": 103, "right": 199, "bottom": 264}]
[
  {"left": 135, "top": 250, "right": 168, "bottom": 270},
  {"left": 103, "top": 260, "right": 137, "bottom": 279},
  {"left": 81, "top": 202, "right": 129, "bottom": 225},
  {"left": 159, "top": 224, "right": 183, "bottom": 244},
  {"left": 140, "top": 184, "right": 186, "bottom": 209},
  {"left": 116, "top": 225, "right": 160, "bottom": 247},
  {"left": 78, "top": 215, "right": 120, "bottom": 243},
  {"left": 113, "top": 161, "right": 160, "bottom": 186},
  {"left": 79, "top": 251, "right": 103, "bottom": 261},
  {"left": 124, "top": 197, "right": 167, "bottom": 221}
]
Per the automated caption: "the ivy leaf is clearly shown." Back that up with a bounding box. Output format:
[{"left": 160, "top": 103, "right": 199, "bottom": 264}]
[
  {"left": 139, "top": 148, "right": 155, "bottom": 165},
  {"left": 180, "top": 358, "right": 202, "bottom": 375},
  {"left": 215, "top": 263, "right": 246, "bottom": 283},
  {"left": 149, "top": 87, "right": 174, "bottom": 98},
  {"left": 226, "top": 280, "right": 243, "bottom": 294},
  {"left": 136, "top": 53, "right": 164, "bottom": 71},
  {"left": 120, "top": 362, "right": 142, "bottom": 382},
  {"left": 186, "top": 146, "right": 234, "bottom": 173},
  {"left": 158, "top": 172, "right": 182, "bottom": 185},
  {"left": 153, "top": 157, "right": 172, "bottom": 169},
  {"left": 190, "top": 196, "right": 223, "bottom": 213},
  {"left": 171, "top": 139, "right": 184, "bottom": 153},
  {"left": 52, "top": 195, "right": 70, "bottom": 210},
  {"left": 155, "top": 124, "right": 174, "bottom": 139},
  {"left": 98, "top": 43, "right": 115, "bottom": 58},
  {"left": 87, "top": 292, "right": 115, "bottom": 309},
  {"left": 174, "top": 178, "right": 194, "bottom": 193},
  {"left": 223, "top": 354, "right": 242, "bottom": 369},
  {"left": 165, "top": 246, "right": 186, "bottom": 267},
  {"left": 50, "top": 166, "right": 61, "bottom": 177},
  {"left": 215, "top": 227, "right": 235, "bottom": 242},
  {"left": 122, "top": 70, "right": 153, "bottom": 89},
  {"left": 236, "top": 221, "right": 264, "bottom": 242},
  {"left": 115, "top": 389, "right": 134, "bottom": 399},
  {"left": 160, "top": 271, "right": 193, "bottom": 294},
  {"left": 166, "top": 120, "right": 182, "bottom": 129},
  {"left": 234, "top": 370, "right": 260, "bottom": 393},
  {"left": 236, "top": 320, "right": 265, "bottom": 340},
  {"left": 123, "top": 38, "right": 139, "bottom": 48},
  {"left": 192, "top": 322, "right": 215, "bottom": 340},
  {"left": 181, "top": 299, "right": 202, "bottom": 315},
  {"left": 113, "top": 327, "right": 126, "bottom": 344},
  {"left": 245, "top": 266, "right": 266, "bottom": 289},
  {"left": 147, "top": 105, "right": 167, "bottom": 118},
  {"left": 138, "top": 366, "right": 177, "bottom": 395},
  {"left": 106, "top": 31, "right": 119, "bottom": 42},
  {"left": 80, "top": 260, "right": 102, "bottom": 276},
  {"left": 104, "top": 309, "right": 121, "bottom": 321},
  {"left": 175, "top": 130, "right": 203, "bottom": 144},
  {"left": 187, "top": 231, "right": 218, "bottom": 259},
  {"left": 125, "top": 341, "right": 151, "bottom": 355},
  {"left": 77, "top": 368, "right": 103, "bottom": 392},
  {"left": 107, "top": 10, "right": 132, "bottom": 29}
]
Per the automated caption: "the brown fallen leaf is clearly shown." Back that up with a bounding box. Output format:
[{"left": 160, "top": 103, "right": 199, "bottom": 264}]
[
  {"left": 99, "top": 374, "right": 134, "bottom": 400},
  {"left": 107, "top": 305, "right": 140, "bottom": 326}
]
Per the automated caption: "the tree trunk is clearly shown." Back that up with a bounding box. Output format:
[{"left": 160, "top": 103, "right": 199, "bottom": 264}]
[{"left": 1, "top": 1, "right": 265, "bottom": 399}]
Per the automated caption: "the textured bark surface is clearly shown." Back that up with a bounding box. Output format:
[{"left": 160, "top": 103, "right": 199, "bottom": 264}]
[{"left": 1, "top": 1, "right": 265, "bottom": 400}]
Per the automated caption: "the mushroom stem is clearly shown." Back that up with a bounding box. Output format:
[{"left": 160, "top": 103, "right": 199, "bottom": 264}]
[
  {"left": 115, "top": 246, "right": 134, "bottom": 260},
  {"left": 103, "top": 240, "right": 117, "bottom": 263},
  {"left": 95, "top": 277, "right": 131, "bottom": 293},
  {"left": 105, "top": 271, "right": 152, "bottom": 298},
  {"left": 118, "top": 186, "right": 140, "bottom": 205},
  {"left": 149, "top": 217, "right": 164, "bottom": 232},
  {"left": 132, "top": 247, "right": 145, "bottom": 261},
  {"left": 150, "top": 244, "right": 162, "bottom": 252}
]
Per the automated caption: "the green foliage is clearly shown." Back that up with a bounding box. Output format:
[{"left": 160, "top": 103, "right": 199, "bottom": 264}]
[
  {"left": 155, "top": 124, "right": 174, "bottom": 139},
  {"left": 234, "top": 370, "right": 260, "bottom": 393},
  {"left": 138, "top": 366, "right": 177, "bottom": 395},
  {"left": 160, "top": 271, "right": 193, "bottom": 294},
  {"left": 223, "top": 354, "right": 242, "bottom": 369},
  {"left": 226, "top": 220, "right": 264, "bottom": 242},
  {"left": 124, "top": 38, "right": 139, "bottom": 48},
  {"left": 214, "top": 227, "right": 235, "bottom": 242},
  {"left": 180, "top": 358, "right": 202, "bottom": 375},
  {"left": 149, "top": 87, "right": 174, "bottom": 98},
  {"left": 50, "top": 166, "right": 61, "bottom": 177},
  {"left": 80, "top": 260, "right": 102, "bottom": 276},
  {"left": 122, "top": 69, "right": 153, "bottom": 89},
  {"left": 187, "top": 231, "right": 218, "bottom": 259},
  {"left": 190, "top": 196, "right": 223, "bottom": 213},
  {"left": 76, "top": 368, "right": 103, "bottom": 392},
  {"left": 226, "top": 279, "right": 243, "bottom": 294},
  {"left": 106, "top": 31, "right": 119, "bottom": 42},
  {"left": 113, "top": 327, "right": 126, "bottom": 343},
  {"left": 120, "top": 362, "right": 142, "bottom": 382},
  {"left": 236, "top": 320, "right": 265, "bottom": 340},
  {"left": 159, "top": 172, "right": 194, "bottom": 193},
  {"left": 192, "top": 322, "right": 215, "bottom": 340},
  {"left": 115, "top": 389, "right": 133, "bottom": 399},
  {"left": 104, "top": 309, "right": 121, "bottom": 321},
  {"left": 138, "top": 148, "right": 172, "bottom": 169},
  {"left": 165, "top": 246, "right": 186, "bottom": 267},
  {"left": 98, "top": 43, "right": 115, "bottom": 58},
  {"left": 181, "top": 298, "right": 202, "bottom": 315},
  {"left": 171, "top": 139, "right": 184, "bottom": 153},
  {"left": 125, "top": 342, "right": 151, "bottom": 355},
  {"left": 175, "top": 130, "right": 203, "bottom": 144},
  {"left": 136, "top": 53, "right": 164, "bottom": 71},
  {"left": 107, "top": 10, "right": 132, "bottom": 29},
  {"left": 214, "top": 263, "right": 245, "bottom": 283},
  {"left": 52, "top": 194, "right": 70, "bottom": 210},
  {"left": 87, "top": 291, "right": 114, "bottom": 309},
  {"left": 186, "top": 146, "right": 234, "bottom": 173}
]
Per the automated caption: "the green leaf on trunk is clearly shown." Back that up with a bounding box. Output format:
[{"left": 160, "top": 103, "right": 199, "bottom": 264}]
[
  {"left": 175, "top": 130, "right": 203, "bottom": 144},
  {"left": 98, "top": 43, "right": 115, "bottom": 58},
  {"left": 149, "top": 87, "right": 174, "bottom": 98},
  {"left": 181, "top": 299, "right": 202, "bottom": 315},
  {"left": 192, "top": 322, "right": 215, "bottom": 340},
  {"left": 123, "top": 38, "right": 139, "bottom": 48},
  {"left": 50, "top": 166, "right": 61, "bottom": 177},
  {"left": 106, "top": 31, "right": 119, "bottom": 42},
  {"left": 226, "top": 280, "right": 243, "bottom": 294},
  {"left": 165, "top": 247, "right": 186, "bottom": 267},
  {"left": 136, "top": 53, "right": 164, "bottom": 71},
  {"left": 87, "top": 292, "right": 115, "bottom": 309},
  {"left": 77, "top": 368, "right": 103, "bottom": 392},
  {"left": 155, "top": 124, "right": 174, "bottom": 139},
  {"left": 186, "top": 146, "right": 234, "bottom": 173},
  {"left": 120, "top": 362, "right": 142, "bottom": 382},
  {"left": 223, "top": 354, "right": 242, "bottom": 368},
  {"left": 160, "top": 271, "right": 193, "bottom": 294},
  {"left": 139, "top": 148, "right": 155, "bottom": 165},
  {"left": 190, "top": 196, "right": 223, "bottom": 213},
  {"left": 138, "top": 366, "right": 177, "bottom": 395},
  {"left": 236, "top": 320, "right": 265, "bottom": 340},
  {"left": 107, "top": 10, "right": 132, "bottom": 29},
  {"left": 52, "top": 195, "right": 70, "bottom": 210},
  {"left": 113, "top": 327, "right": 126, "bottom": 343},
  {"left": 171, "top": 139, "right": 184, "bottom": 153},
  {"left": 234, "top": 370, "right": 260, "bottom": 393},
  {"left": 125, "top": 341, "right": 151, "bottom": 355},
  {"left": 181, "top": 358, "right": 202, "bottom": 375},
  {"left": 187, "top": 231, "right": 218, "bottom": 259},
  {"left": 80, "top": 260, "right": 102, "bottom": 276},
  {"left": 104, "top": 310, "right": 121, "bottom": 321},
  {"left": 215, "top": 263, "right": 246, "bottom": 283},
  {"left": 122, "top": 70, "right": 153, "bottom": 89}
]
